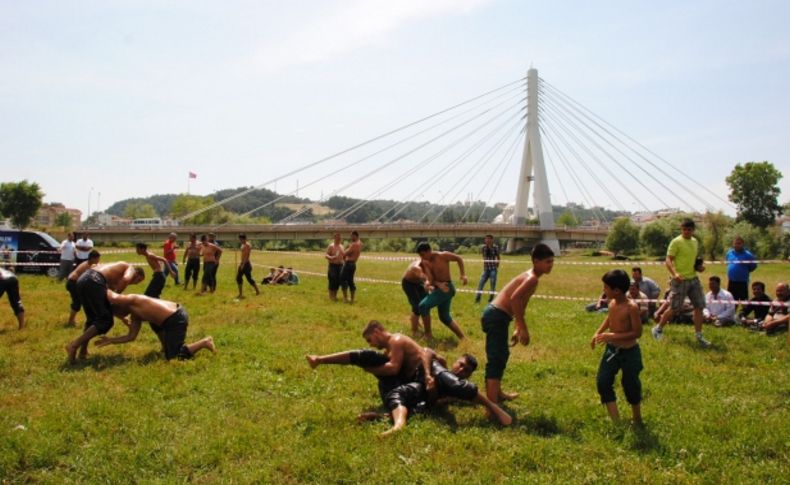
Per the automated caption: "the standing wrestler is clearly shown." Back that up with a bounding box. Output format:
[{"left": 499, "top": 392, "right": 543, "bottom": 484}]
[
  {"left": 182, "top": 233, "right": 201, "bottom": 290},
  {"left": 208, "top": 233, "right": 221, "bottom": 289},
  {"left": 236, "top": 234, "right": 260, "bottom": 299},
  {"left": 481, "top": 243, "right": 554, "bottom": 404},
  {"left": 340, "top": 231, "right": 362, "bottom": 304},
  {"left": 96, "top": 291, "right": 215, "bottom": 360},
  {"left": 65, "top": 262, "right": 145, "bottom": 363},
  {"left": 66, "top": 250, "right": 101, "bottom": 326},
  {"left": 136, "top": 243, "right": 170, "bottom": 299},
  {"left": 402, "top": 259, "right": 432, "bottom": 340},
  {"left": 325, "top": 233, "right": 345, "bottom": 301},
  {"left": 162, "top": 233, "right": 180, "bottom": 286},
  {"left": 200, "top": 235, "right": 223, "bottom": 294},
  {"left": 416, "top": 242, "right": 468, "bottom": 340},
  {"left": 0, "top": 267, "right": 25, "bottom": 329}
]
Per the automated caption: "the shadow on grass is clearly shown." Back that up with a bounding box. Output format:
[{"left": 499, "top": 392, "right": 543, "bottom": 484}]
[
  {"left": 680, "top": 337, "right": 728, "bottom": 354},
  {"left": 59, "top": 350, "right": 162, "bottom": 372},
  {"left": 628, "top": 423, "right": 664, "bottom": 453},
  {"left": 514, "top": 412, "right": 563, "bottom": 437}
]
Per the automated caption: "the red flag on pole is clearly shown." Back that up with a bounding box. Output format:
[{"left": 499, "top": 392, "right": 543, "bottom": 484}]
[{"left": 189, "top": 171, "right": 197, "bottom": 179}]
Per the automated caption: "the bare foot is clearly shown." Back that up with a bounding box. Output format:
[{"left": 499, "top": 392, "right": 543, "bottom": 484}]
[
  {"left": 379, "top": 426, "right": 400, "bottom": 437},
  {"left": 205, "top": 336, "right": 216, "bottom": 353},
  {"left": 65, "top": 344, "right": 77, "bottom": 364},
  {"left": 305, "top": 355, "right": 319, "bottom": 369},
  {"left": 499, "top": 391, "right": 519, "bottom": 401}
]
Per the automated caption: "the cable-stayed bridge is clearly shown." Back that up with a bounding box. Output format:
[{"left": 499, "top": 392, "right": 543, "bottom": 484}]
[{"left": 91, "top": 68, "right": 730, "bottom": 246}]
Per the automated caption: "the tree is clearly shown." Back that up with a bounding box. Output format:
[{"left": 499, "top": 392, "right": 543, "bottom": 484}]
[
  {"left": 639, "top": 220, "right": 672, "bottom": 257},
  {"left": 54, "top": 212, "right": 73, "bottom": 232},
  {"left": 605, "top": 217, "right": 640, "bottom": 256},
  {"left": 169, "top": 195, "right": 221, "bottom": 225},
  {"left": 702, "top": 211, "right": 732, "bottom": 260},
  {"left": 557, "top": 211, "right": 579, "bottom": 227},
  {"left": 726, "top": 161, "right": 783, "bottom": 228},
  {"left": 123, "top": 202, "right": 157, "bottom": 219},
  {"left": 0, "top": 180, "right": 44, "bottom": 229}
]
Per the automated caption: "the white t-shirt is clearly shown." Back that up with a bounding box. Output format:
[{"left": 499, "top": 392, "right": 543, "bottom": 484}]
[
  {"left": 60, "top": 239, "right": 76, "bottom": 261},
  {"left": 75, "top": 238, "right": 94, "bottom": 259}
]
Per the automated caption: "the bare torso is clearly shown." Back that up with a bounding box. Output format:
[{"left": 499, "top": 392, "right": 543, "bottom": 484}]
[
  {"left": 240, "top": 242, "right": 251, "bottom": 265},
  {"left": 98, "top": 262, "right": 134, "bottom": 292},
  {"left": 203, "top": 243, "right": 221, "bottom": 263},
  {"left": 385, "top": 333, "right": 424, "bottom": 378},
  {"left": 345, "top": 241, "right": 362, "bottom": 263},
  {"left": 607, "top": 299, "right": 639, "bottom": 348},
  {"left": 421, "top": 252, "right": 454, "bottom": 283},
  {"left": 402, "top": 261, "right": 425, "bottom": 283},
  {"left": 326, "top": 243, "right": 344, "bottom": 264},
  {"left": 185, "top": 242, "right": 201, "bottom": 259},
  {"left": 492, "top": 270, "right": 537, "bottom": 317}
]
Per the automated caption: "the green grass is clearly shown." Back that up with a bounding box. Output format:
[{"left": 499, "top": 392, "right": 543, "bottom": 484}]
[{"left": 1, "top": 249, "right": 789, "bottom": 483}]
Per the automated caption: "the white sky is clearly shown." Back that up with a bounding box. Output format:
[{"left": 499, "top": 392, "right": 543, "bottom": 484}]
[{"left": 2, "top": 0, "right": 788, "bottom": 218}]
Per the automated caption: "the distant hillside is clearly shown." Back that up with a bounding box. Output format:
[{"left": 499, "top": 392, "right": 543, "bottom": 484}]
[{"left": 104, "top": 187, "right": 628, "bottom": 224}]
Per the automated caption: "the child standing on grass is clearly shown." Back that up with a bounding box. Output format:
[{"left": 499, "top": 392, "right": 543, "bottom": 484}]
[
  {"left": 481, "top": 243, "right": 554, "bottom": 404},
  {"left": 591, "top": 269, "right": 644, "bottom": 424}
]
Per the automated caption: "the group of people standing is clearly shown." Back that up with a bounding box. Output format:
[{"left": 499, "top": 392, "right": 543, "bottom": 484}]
[{"left": 325, "top": 231, "right": 362, "bottom": 304}]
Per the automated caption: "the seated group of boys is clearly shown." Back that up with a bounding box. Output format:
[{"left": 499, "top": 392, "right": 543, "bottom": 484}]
[
  {"left": 306, "top": 320, "right": 512, "bottom": 436},
  {"left": 261, "top": 265, "right": 299, "bottom": 285}
]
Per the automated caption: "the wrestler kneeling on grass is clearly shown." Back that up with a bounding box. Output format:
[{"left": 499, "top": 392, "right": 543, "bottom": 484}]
[{"left": 95, "top": 291, "right": 215, "bottom": 360}]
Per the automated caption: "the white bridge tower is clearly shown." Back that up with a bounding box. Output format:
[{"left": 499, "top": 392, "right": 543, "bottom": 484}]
[{"left": 507, "top": 68, "right": 560, "bottom": 254}]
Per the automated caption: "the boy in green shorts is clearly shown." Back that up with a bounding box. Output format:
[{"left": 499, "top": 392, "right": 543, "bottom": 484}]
[
  {"left": 481, "top": 243, "right": 554, "bottom": 403},
  {"left": 591, "top": 269, "right": 644, "bottom": 424}
]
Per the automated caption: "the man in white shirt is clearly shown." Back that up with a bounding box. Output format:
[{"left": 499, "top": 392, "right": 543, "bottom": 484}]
[
  {"left": 74, "top": 233, "right": 94, "bottom": 266},
  {"left": 58, "top": 232, "right": 77, "bottom": 281},
  {"left": 703, "top": 276, "right": 736, "bottom": 327}
]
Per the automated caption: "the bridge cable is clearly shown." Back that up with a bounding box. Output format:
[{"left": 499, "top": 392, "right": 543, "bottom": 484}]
[
  {"left": 278, "top": 96, "right": 527, "bottom": 223},
  {"left": 540, "top": 79, "right": 731, "bottom": 210},
  {"left": 177, "top": 76, "right": 527, "bottom": 222}
]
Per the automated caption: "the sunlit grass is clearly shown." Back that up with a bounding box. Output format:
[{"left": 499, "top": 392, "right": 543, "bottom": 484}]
[{"left": 0, "top": 248, "right": 788, "bottom": 483}]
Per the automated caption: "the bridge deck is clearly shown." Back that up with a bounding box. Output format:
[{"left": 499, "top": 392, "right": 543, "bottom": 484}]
[{"left": 83, "top": 223, "right": 608, "bottom": 243}]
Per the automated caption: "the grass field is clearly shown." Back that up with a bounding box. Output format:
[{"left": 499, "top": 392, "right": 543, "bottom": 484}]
[{"left": 1, "top": 249, "right": 789, "bottom": 483}]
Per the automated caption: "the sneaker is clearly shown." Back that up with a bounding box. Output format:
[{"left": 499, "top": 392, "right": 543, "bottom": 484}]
[
  {"left": 697, "top": 335, "right": 712, "bottom": 348},
  {"left": 651, "top": 325, "right": 663, "bottom": 340}
]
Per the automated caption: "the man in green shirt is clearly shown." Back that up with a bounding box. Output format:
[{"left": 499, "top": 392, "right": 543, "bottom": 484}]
[{"left": 651, "top": 219, "right": 711, "bottom": 348}]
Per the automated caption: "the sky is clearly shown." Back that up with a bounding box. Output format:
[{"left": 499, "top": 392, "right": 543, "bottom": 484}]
[{"left": 2, "top": 0, "right": 788, "bottom": 220}]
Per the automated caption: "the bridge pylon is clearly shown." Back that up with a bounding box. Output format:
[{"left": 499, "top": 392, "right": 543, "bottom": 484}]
[{"left": 507, "top": 68, "right": 560, "bottom": 254}]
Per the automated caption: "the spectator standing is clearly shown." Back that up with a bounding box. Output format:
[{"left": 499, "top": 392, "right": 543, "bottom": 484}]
[
  {"left": 725, "top": 236, "right": 757, "bottom": 304},
  {"left": 58, "top": 232, "right": 77, "bottom": 281},
  {"left": 74, "top": 233, "right": 94, "bottom": 266},
  {"left": 163, "top": 233, "right": 180, "bottom": 285},
  {"left": 475, "top": 235, "right": 500, "bottom": 304}
]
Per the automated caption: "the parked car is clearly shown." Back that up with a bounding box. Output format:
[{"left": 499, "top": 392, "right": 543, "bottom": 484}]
[{"left": 0, "top": 229, "right": 61, "bottom": 277}]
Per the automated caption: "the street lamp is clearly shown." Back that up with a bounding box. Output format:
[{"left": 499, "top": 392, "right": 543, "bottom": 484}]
[{"left": 88, "top": 187, "right": 94, "bottom": 223}]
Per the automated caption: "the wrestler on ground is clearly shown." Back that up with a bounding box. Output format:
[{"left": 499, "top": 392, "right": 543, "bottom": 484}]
[
  {"left": 96, "top": 291, "right": 215, "bottom": 360},
  {"left": 306, "top": 321, "right": 425, "bottom": 434},
  {"left": 65, "top": 262, "right": 145, "bottom": 363},
  {"left": 66, "top": 250, "right": 101, "bottom": 326},
  {"left": 482, "top": 243, "right": 554, "bottom": 404},
  {"left": 325, "top": 233, "right": 344, "bottom": 302},
  {"left": 340, "top": 231, "right": 362, "bottom": 304},
  {"left": 182, "top": 233, "right": 201, "bottom": 290},
  {"left": 415, "top": 242, "right": 468, "bottom": 340},
  {"left": 357, "top": 348, "right": 512, "bottom": 435},
  {"left": 591, "top": 269, "right": 644, "bottom": 424},
  {"left": 236, "top": 234, "right": 260, "bottom": 299},
  {"left": 136, "top": 243, "right": 170, "bottom": 299},
  {"left": 401, "top": 259, "right": 433, "bottom": 340},
  {"left": 200, "top": 235, "right": 223, "bottom": 294},
  {"left": 0, "top": 267, "right": 25, "bottom": 329}
]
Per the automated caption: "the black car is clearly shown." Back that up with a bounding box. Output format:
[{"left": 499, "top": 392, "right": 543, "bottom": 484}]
[{"left": 0, "top": 229, "right": 61, "bottom": 277}]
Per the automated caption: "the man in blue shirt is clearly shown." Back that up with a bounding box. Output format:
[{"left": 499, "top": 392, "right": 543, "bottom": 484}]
[{"left": 725, "top": 237, "right": 757, "bottom": 304}]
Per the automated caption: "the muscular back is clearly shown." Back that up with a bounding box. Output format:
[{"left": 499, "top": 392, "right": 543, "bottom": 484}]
[
  {"left": 98, "top": 262, "right": 135, "bottom": 292},
  {"left": 387, "top": 333, "right": 425, "bottom": 379}
]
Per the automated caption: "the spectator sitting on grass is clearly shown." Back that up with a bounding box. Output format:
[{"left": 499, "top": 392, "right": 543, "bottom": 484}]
[
  {"left": 740, "top": 281, "right": 771, "bottom": 328},
  {"left": 585, "top": 291, "right": 609, "bottom": 313},
  {"left": 757, "top": 283, "right": 789, "bottom": 336},
  {"left": 627, "top": 280, "right": 649, "bottom": 324},
  {"left": 702, "top": 276, "right": 736, "bottom": 327}
]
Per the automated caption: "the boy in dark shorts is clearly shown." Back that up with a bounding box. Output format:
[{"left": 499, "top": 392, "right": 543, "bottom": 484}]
[
  {"left": 416, "top": 242, "right": 468, "bottom": 340},
  {"left": 182, "top": 233, "right": 201, "bottom": 290},
  {"left": 97, "top": 291, "right": 215, "bottom": 360},
  {"left": 65, "top": 262, "right": 145, "bottom": 363},
  {"left": 481, "top": 243, "right": 554, "bottom": 403},
  {"left": 591, "top": 269, "right": 644, "bottom": 424},
  {"left": 401, "top": 259, "right": 432, "bottom": 340},
  {"left": 0, "top": 267, "right": 25, "bottom": 329},
  {"left": 136, "top": 243, "right": 170, "bottom": 299},
  {"left": 66, "top": 250, "right": 101, "bottom": 326}
]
